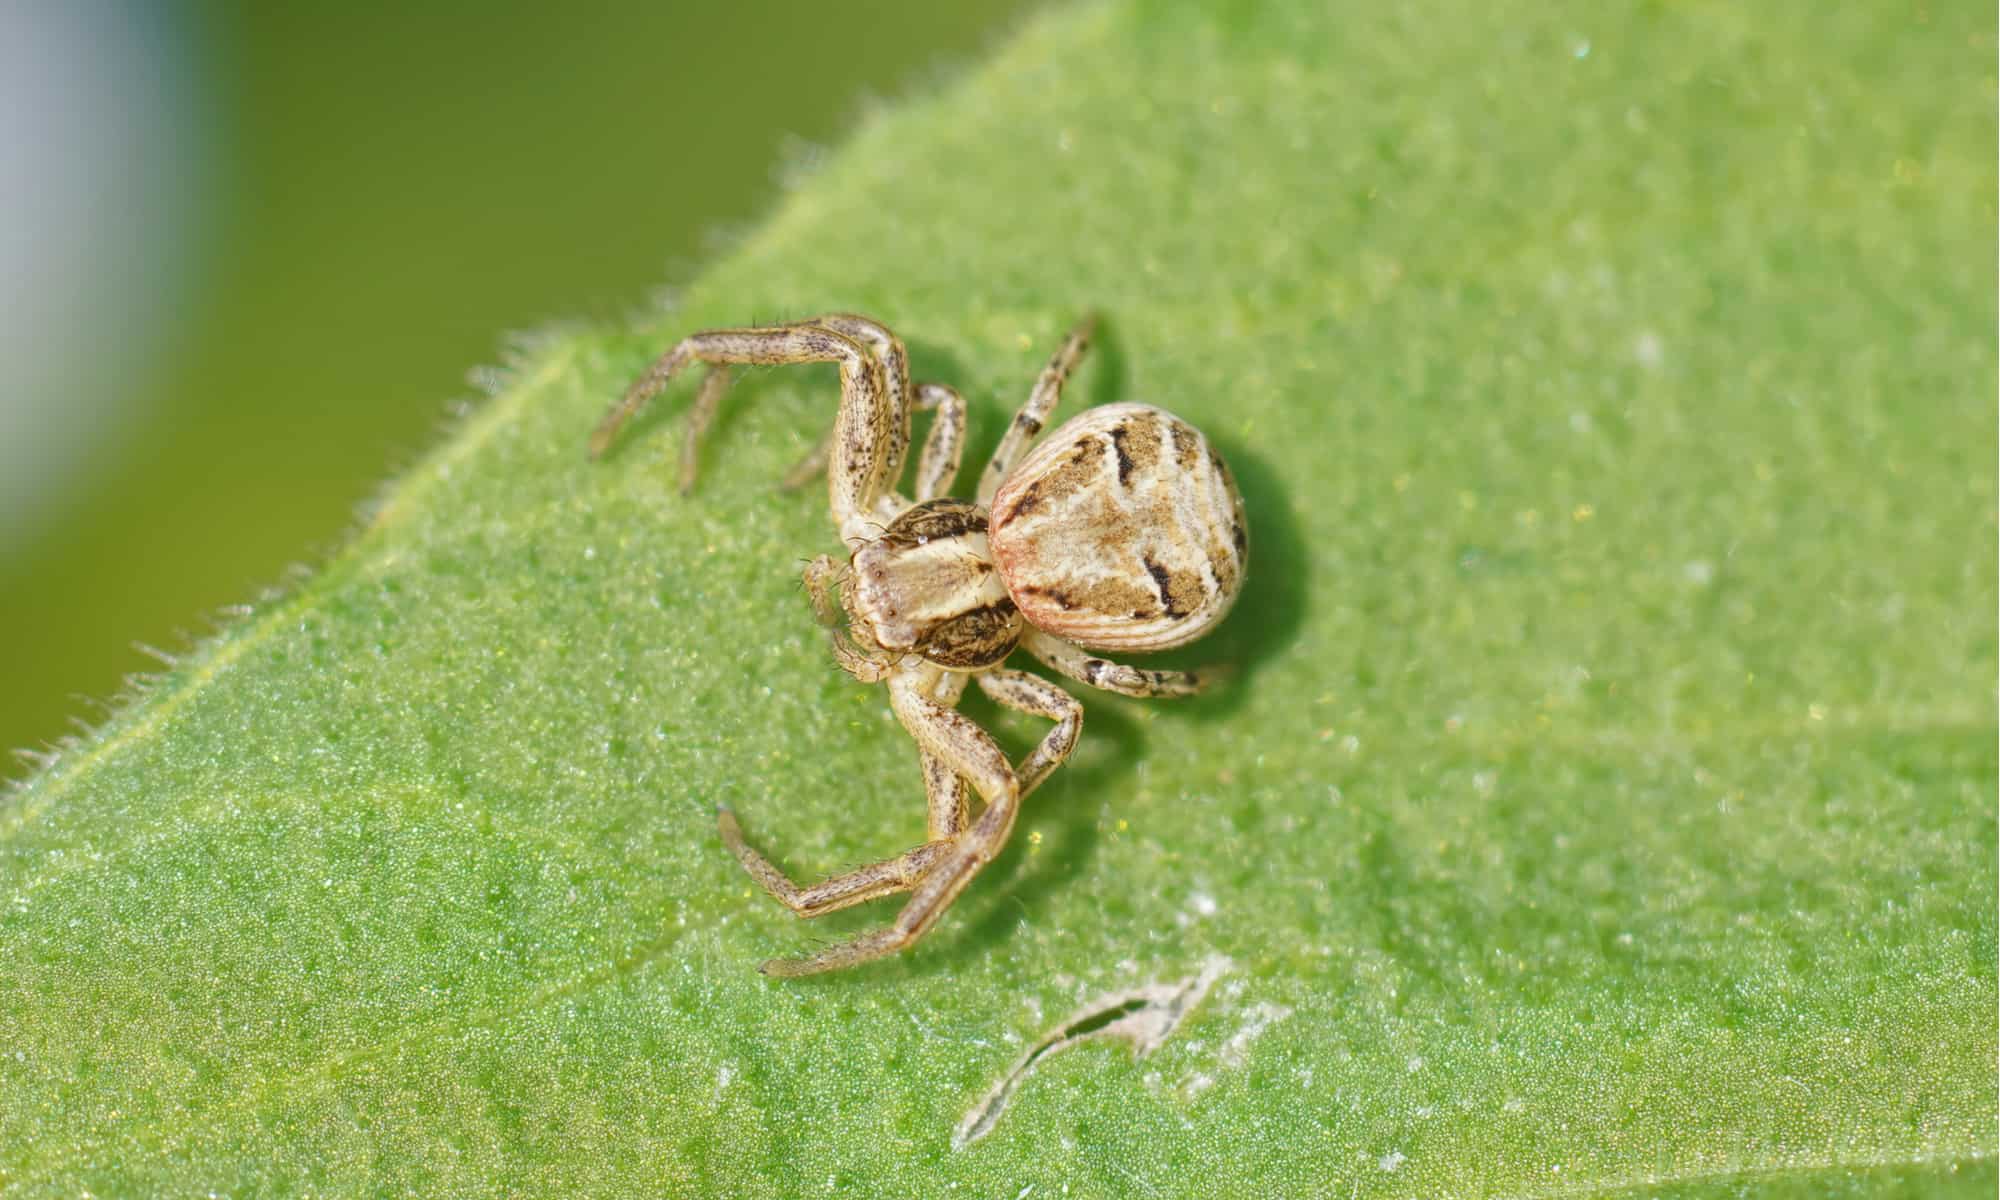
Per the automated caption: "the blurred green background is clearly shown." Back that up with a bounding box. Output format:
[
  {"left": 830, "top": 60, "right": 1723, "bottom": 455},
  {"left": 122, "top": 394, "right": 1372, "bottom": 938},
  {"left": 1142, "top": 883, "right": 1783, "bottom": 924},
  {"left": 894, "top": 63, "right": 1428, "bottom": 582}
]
[{"left": 2, "top": 2, "right": 1036, "bottom": 763}]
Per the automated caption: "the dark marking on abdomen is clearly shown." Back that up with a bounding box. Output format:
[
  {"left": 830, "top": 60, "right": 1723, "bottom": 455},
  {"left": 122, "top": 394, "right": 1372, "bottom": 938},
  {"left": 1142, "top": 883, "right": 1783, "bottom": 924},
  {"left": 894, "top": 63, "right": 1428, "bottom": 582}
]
[
  {"left": 1021, "top": 584, "right": 1081, "bottom": 612},
  {"left": 1109, "top": 423, "right": 1136, "bottom": 486},
  {"left": 1143, "top": 556, "right": 1185, "bottom": 618}
]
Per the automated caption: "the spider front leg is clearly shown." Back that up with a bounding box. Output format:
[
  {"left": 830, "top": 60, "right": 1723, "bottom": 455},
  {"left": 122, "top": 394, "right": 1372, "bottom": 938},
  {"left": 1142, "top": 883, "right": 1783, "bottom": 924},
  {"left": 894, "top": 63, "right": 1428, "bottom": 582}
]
[
  {"left": 718, "top": 809, "right": 955, "bottom": 919},
  {"left": 783, "top": 381, "right": 966, "bottom": 503},
  {"left": 716, "top": 671, "right": 968, "bottom": 921},
  {"left": 977, "top": 315, "right": 1097, "bottom": 505},
  {"left": 759, "top": 666, "right": 1021, "bottom": 977},
  {"left": 807, "top": 313, "right": 913, "bottom": 501},
  {"left": 591, "top": 321, "right": 902, "bottom": 539}
]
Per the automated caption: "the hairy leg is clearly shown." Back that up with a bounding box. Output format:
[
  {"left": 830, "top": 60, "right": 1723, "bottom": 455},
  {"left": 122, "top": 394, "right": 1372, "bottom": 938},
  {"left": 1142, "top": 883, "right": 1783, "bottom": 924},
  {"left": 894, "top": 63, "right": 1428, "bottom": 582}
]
[
  {"left": 911, "top": 383, "right": 967, "bottom": 502},
  {"left": 759, "top": 667, "right": 1018, "bottom": 976},
  {"left": 1021, "top": 628, "right": 1216, "bottom": 698},
  {"left": 718, "top": 807, "right": 954, "bottom": 919},
  {"left": 977, "top": 315, "right": 1096, "bottom": 505},
  {"left": 718, "top": 668, "right": 969, "bottom": 928},
  {"left": 976, "top": 668, "right": 1083, "bottom": 797},
  {"left": 677, "top": 366, "right": 730, "bottom": 495},
  {"left": 923, "top": 668, "right": 971, "bottom": 838},
  {"left": 782, "top": 380, "right": 965, "bottom": 503},
  {"left": 778, "top": 427, "right": 836, "bottom": 492},
  {"left": 591, "top": 322, "right": 897, "bottom": 537},
  {"left": 809, "top": 313, "right": 913, "bottom": 498}
]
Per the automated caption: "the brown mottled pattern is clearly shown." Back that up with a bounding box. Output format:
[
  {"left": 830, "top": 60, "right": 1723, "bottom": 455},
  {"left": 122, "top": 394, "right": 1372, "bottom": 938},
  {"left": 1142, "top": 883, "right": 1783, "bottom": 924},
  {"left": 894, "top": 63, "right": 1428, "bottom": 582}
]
[
  {"left": 880, "top": 497, "right": 987, "bottom": 547},
  {"left": 989, "top": 403, "right": 1246, "bottom": 652},
  {"left": 848, "top": 499, "right": 1023, "bottom": 670},
  {"left": 814, "top": 314, "right": 913, "bottom": 503},
  {"left": 1004, "top": 437, "right": 1104, "bottom": 521},
  {"left": 920, "top": 601, "right": 1021, "bottom": 669}
]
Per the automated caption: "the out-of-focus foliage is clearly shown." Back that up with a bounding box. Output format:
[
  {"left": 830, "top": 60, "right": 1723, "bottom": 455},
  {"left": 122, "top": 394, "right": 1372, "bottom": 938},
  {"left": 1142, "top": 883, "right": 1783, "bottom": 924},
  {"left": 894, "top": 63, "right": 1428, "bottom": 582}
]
[{"left": 0, "top": 0, "right": 1031, "bottom": 760}]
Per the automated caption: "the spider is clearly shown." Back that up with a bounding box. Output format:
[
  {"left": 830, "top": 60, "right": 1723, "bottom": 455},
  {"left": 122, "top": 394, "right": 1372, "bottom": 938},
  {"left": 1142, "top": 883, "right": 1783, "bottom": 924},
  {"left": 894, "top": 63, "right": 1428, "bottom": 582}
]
[{"left": 590, "top": 314, "right": 1247, "bottom": 976}]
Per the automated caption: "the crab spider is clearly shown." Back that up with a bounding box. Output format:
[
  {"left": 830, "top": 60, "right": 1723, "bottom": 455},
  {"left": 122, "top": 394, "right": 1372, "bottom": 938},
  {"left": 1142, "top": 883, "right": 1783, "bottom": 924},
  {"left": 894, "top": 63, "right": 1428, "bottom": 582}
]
[{"left": 592, "top": 314, "right": 1247, "bottom": 976}]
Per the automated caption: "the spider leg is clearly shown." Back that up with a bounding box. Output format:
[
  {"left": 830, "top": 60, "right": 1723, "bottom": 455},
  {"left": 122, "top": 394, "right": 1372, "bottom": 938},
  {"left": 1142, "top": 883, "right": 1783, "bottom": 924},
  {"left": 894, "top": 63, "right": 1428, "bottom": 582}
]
[
  {"left": 718, "top": 807, "right": 954, "bottom": 919},
  {"left": 783, "top": 381, "right": 964, "bottom": 504},
  {"left": 590, "top": 321, "right": 897, "bottom": 538},
  {"left": 1021, "top": 628, "right": 1219, "bottom": 698},
  {"left": 806, "top": 313, "right": 913, "bottom": 499},
  {"left": 677, "top": 365, "right": 730, "bottom": 495},
  {"left": 801, "top": 554, "right": 898, "bottom": 682},
  {"left": 801, "top": 554, "right": 844, "bottom": 627},
  {"left": 923, "top": 669, "right": 972, "bottom": 838},
  {"left": 720, "top": 626, "right": 973, "bottom": 930},
  {"left": 720, "top": 800, "right": 968, "bottom": 924},
  {"left": 778, "top": 427, "right": 835, "bottom": 492},
  {"left": 976, "top": 668, "right": 1083, "bottom": 797},
  {"left": 976, "top": 315, "right": 1097, "bottom": 505},
  {"left": 760, "top": 667, "right": 1019, "bottom": 977},
  {"left": 911, "top": 383, "right": 967, "bottom": 502}
]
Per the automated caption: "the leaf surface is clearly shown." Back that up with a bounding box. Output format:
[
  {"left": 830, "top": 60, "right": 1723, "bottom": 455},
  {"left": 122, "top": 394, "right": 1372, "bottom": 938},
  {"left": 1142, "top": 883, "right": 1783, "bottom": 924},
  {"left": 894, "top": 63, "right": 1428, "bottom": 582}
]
[{"left": 4, "top": 2, "right": 1994, "bottom": 1195}]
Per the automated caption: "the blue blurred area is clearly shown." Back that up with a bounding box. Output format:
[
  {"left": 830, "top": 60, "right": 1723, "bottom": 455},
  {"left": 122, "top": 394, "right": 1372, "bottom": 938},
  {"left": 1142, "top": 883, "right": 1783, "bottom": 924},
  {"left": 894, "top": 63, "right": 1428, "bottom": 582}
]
[
  {"left": 0, "top": 3, "right": 208, "bottom": 548},
  {"left": 0, "top": 0, "right": 1036, "bottom": 760}
]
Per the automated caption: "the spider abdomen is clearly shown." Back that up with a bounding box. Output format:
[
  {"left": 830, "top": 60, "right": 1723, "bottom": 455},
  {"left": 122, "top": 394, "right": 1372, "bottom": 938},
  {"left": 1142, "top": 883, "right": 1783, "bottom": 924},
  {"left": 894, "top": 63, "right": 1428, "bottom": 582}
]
[{"left": 988, "top": 403, "right": 1247, "bottom": 652}]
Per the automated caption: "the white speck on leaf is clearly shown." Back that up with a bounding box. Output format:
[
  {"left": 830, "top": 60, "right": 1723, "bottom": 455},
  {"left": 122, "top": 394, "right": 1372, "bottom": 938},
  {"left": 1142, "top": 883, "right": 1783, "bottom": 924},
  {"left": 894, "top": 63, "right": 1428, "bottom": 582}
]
[
  {"left": 1220, "top": 1001, "right": 1293, "bottom": 1069},
  {"left": 1634, "top": 330, "right": 1664, "bottom": 368}
]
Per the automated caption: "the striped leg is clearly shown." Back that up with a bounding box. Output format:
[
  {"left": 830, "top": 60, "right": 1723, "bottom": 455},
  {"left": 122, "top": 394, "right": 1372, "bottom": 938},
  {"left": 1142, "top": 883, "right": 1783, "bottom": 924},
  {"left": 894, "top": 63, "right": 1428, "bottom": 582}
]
[
  {"left": 759, "top": 667, "right": 1019, "bottom": 977},
  {"left": 976, "top": 668, "right": 1083, "bottom": 797},
  {"left": 977, "top": 315, "right": 1096, "bottom": 505},
  {"left": 1021, "top": 628, "right": 1216, "bottom": 698},
  {"left": 591, "top": 321, "right": 897, "bottom": 537},
  {"left": 783, "top": 380, "right": 964, "bottom": 502}
]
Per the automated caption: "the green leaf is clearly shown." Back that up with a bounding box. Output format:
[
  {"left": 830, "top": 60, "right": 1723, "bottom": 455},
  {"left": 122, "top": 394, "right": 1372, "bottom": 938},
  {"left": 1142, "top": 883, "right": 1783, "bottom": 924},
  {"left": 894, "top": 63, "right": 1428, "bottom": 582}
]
[{"left": 4, "top": 1, "right": 1993, "bottom": 1195}]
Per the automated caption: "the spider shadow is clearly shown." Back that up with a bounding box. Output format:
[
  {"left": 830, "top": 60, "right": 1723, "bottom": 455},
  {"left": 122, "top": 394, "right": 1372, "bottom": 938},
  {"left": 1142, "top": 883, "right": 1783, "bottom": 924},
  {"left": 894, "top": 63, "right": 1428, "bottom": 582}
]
[
  {"left": 1083, "top": 310, "right": 1131, "bottom": 410},
  {"left": 1085, "top": 316, "right": 1309, "bottom": 719},
  {"left": 764, "top": 679, "right": 1144, "bottom": 985},
  {"left": 1140, "top": 439, "right": 1307, "bottom": 724}
]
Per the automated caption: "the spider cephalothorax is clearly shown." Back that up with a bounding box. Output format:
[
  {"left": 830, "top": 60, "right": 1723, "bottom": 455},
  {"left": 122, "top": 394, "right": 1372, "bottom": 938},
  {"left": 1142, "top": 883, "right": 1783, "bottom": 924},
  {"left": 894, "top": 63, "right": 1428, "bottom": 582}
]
[
  {"left": 834, "top": 498, "right": 1022, "bottom": 674},
  {"left": 592, "top": 314, "right": 1246, "bottom": 975}
]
